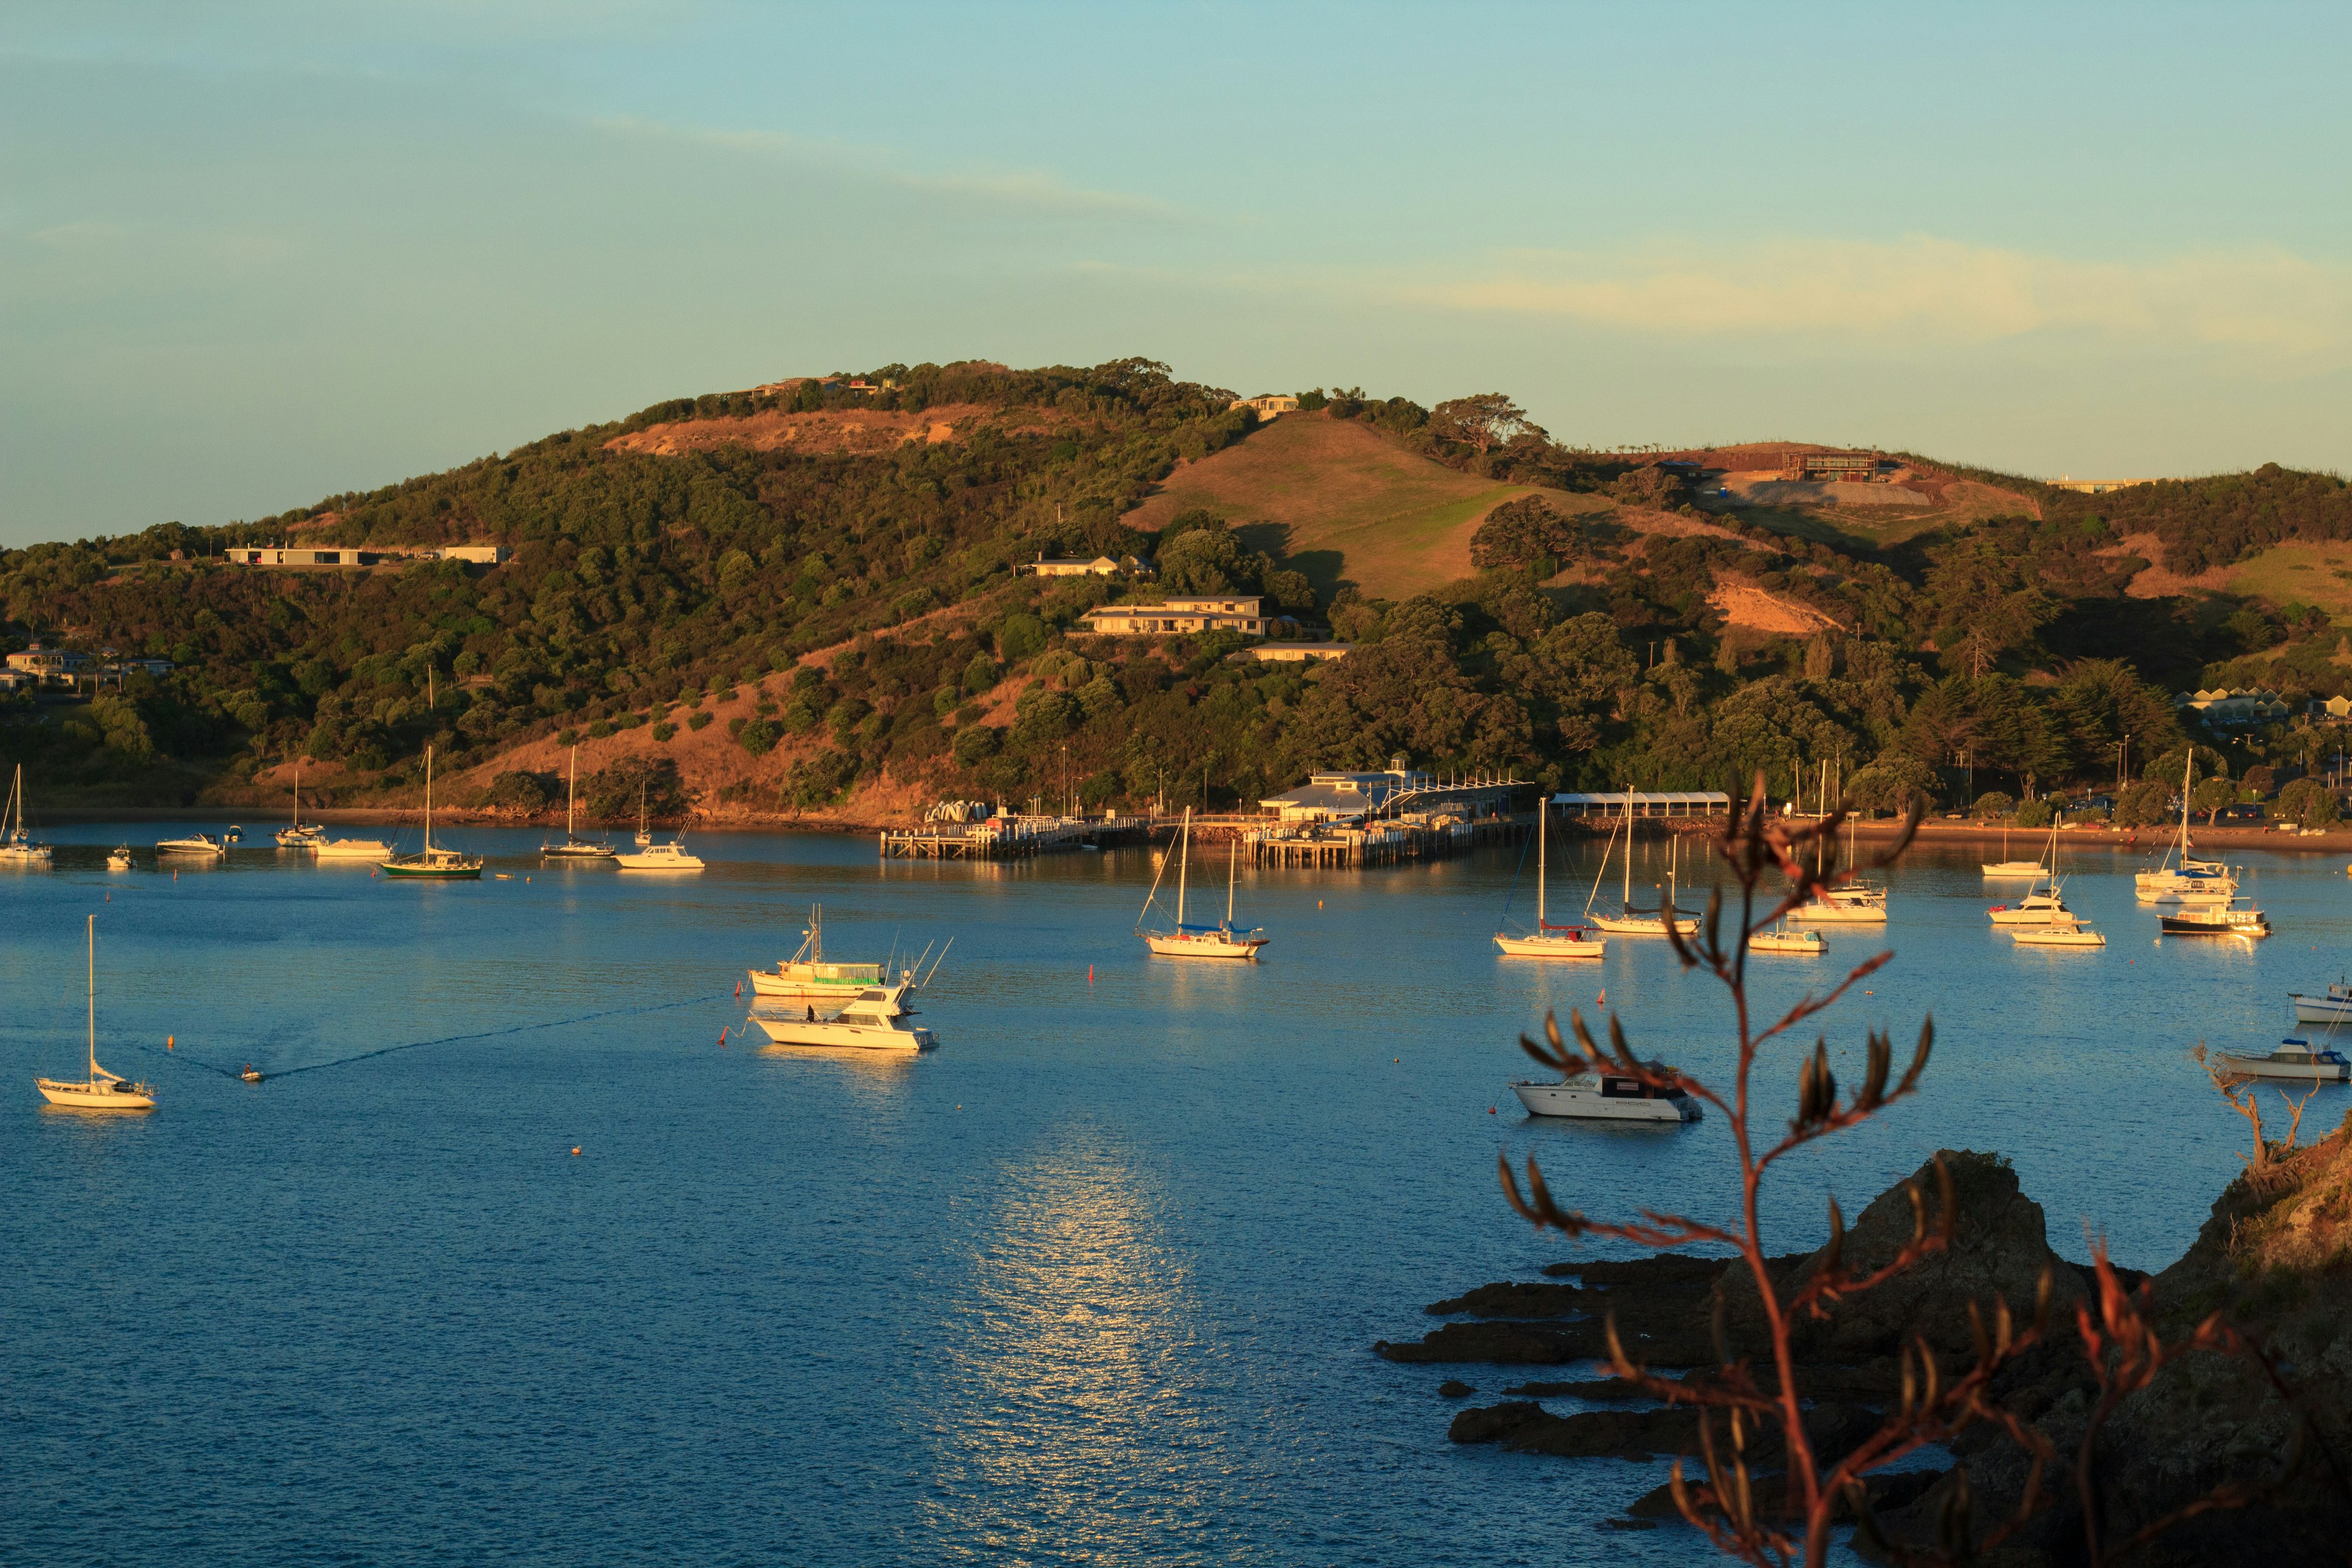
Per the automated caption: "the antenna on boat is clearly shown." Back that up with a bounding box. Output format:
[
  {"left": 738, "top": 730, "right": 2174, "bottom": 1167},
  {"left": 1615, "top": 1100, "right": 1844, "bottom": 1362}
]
[{"left": 921, "top": 937, "right": 954, "bottom": 989}]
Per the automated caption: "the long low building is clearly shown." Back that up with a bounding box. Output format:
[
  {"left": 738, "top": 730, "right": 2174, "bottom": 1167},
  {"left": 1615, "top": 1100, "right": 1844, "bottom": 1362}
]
[
  {"left": 222, "top": 544, "right": 509, "bottom": 568},
  {"left": 1079, "top": 594, "right": 1281, "bottom": 637},
  {"left": 1553, "top": 791, "right": 1732, "bottom": 819}
]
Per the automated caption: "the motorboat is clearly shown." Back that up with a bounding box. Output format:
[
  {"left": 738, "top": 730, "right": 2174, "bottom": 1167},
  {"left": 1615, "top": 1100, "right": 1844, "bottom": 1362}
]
[
  {"left": 750, "top": 906, "right": 887, "bottom": 1003},
  {"left": 0, "top": 764, "right": 53, "bottom": 864},
  {"left": 1139, "top": 807, "right": 1268, "bottom": 959},
  {"left": 156, "top": 831, "right": 234, "bottom": 856},
  {"left": 614, "top": 783, "right": 703, "bottom": 871},
  {"left": 2291, "top": 981, "right": 2352, "bottom": 1026},
  {"left": 276, "top": 757, "right": 327, "bottom": 849},
  {"left": 1751, "top": 926, "right": 1826, "bottom": 955},
  {"left": 1787, "top": 886, "right": 1888, "bottom": 924},
  {"left": 1494, "top": 800, "right": 1605, "bottom": 959},
  {"left": 239, "top": 1065, "right": 264, "bottom": 1084},
  {"left": 314, "top": 835, "right": 394, "bottom": 861},
  {"left": 2136, "top": 753, "right": 2236, "bottom": 903},
  {"left": 1512, "top": 1067, "right": 1701, "bottom": 1122},
  {"left": 2012, "top": 914, "right": 2105, "bottom": 948},
  {"left": 34, "top": 916, "right": 156, "bottom": 1111},
  {"left": 379, "top": 748, "right": 483, "bottom": 879},
  {"left": 1988, "top": 891, "right": 2073, "bottom": 925},
  {"left": 541, "top": 744, "right": 616, "bottom": 860},
  {"left": 1586, "top": 796, "right": 1698, "bottom": 937},
  {"left": 2160, "top": 900, "right": 2269, "bottom": 938},
  {"left": 2213, "top": 1039, "right": 2351, "bottom": 1082},
  {"left": 748, "top": 982, "right": 938, "bottom": 1052},
  {"left": 106, "top": 846, "right": 134, "bottom": 872}
]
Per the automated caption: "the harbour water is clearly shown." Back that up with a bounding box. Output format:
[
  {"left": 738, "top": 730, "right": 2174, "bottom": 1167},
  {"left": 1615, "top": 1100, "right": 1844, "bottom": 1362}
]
[{"left": 2, "top": 827, "right": 2345, "bottom": 1565}]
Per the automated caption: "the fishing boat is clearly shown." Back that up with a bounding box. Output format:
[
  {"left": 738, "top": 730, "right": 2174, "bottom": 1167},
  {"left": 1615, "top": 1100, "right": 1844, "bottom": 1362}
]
[
  {"left": 1494, "top": 799, "right": 1605, "bottom": 959},
  {"left": 1586, "top": 794, "right": 1698, "bottom": 937},
  {"left": 276, "top": 757, "right": 327, "bottom": 848},
  {"left": 379, "top": 748, "right": 483, "bottom": 879},
  {"left": 155, "top": 830, "right": 235, "bottom": 856},
  {"left": 0, "top": 764, "right": 53, "bottom": 864},
  {"left": 1139, "top": 807, "right": 1268, "bottom": 959},
  {"left": 748, "top": 981, "right": 938, "bottom": 1052},
  {"left": 1751, "top": 926, "right": 1827, "bottom": 955},
  {"left": 2159, "top": 899, "right": 2269, "bottom": 938},
  {"left": 2136, "top": 754, "right": 2236, "bottom": 903},
  {"left": 540, "top": 745, "right": 616, "bottom": 861},
  {"left": 750, "top": 905, "right": 888, "bottom": 1002},
  {"left": 2291, "top": 981, "right": 2352, "bottom": 1025},
  {"left": 2213, "top": 1038, "right": 2351, "bottom": 1082},
  {"left": 34, "top": 917, "right": 156, "bottom": 1110},
  {"left": 107, "top": 845, "right": 134, "bottom": 871},
  {"left": 2012, "top": 914, "right": 2105, "bottom": 948},
  {"left": 614, "top": 785, "right": 703, "bottom": 871},
  {"left": 1511, "top": 1066, "right": 1701, "bottom": 1122}
]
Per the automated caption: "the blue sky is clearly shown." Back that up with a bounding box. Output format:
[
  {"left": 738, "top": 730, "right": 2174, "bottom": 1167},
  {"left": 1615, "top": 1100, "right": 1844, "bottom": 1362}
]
[{"left": 4, "top": 1, "right": 2348, "bottom": 545}]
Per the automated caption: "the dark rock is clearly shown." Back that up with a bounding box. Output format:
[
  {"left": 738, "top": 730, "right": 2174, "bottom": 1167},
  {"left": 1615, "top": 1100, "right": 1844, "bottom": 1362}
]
[
  {"left": 1376, "top": 1319, "right": 1595, "bottom": 1364},
  {"left": 1436, "top": 1379, "right": 1474, "bottom": 1399},
  {"left": 1425, "top": 1280, "right": 1588, "bottom": 1317},
  {"left": 1448, "top": 1396, "right": 1880, "bottom": 1466},
  {"left": 1500, "top": 1378, "right": 1648, "bottom": 1401},
  {"left": 1631, "top": 1464, "right": 1947, "bottom": 1523}
]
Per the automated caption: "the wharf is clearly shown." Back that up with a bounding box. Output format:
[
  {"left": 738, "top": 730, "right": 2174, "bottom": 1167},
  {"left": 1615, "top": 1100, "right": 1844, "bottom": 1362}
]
[
  {"left": 1155, "top": 812, "right": 1531, "bottom": 868},
  {"left": 879, "top": 813, "right": 1148, "bottom": 860}
]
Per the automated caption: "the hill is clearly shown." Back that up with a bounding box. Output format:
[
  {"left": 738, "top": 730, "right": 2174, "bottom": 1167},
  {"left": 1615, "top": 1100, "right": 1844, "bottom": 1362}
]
[{"left": 1, "top": 358, "right": 2347, "bottom": 829}]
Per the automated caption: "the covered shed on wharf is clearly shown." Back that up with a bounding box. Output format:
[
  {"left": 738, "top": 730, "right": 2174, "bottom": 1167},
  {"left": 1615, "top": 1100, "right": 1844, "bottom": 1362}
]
[{"left": 1553, "top": 790, "right": 1732, "bottom": 821}]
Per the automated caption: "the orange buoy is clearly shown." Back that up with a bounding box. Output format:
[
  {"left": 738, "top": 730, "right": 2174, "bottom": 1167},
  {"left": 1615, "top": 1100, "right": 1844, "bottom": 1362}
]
[
  {"left": 1088, "top": 965, "right": 1094, "bottom": 984},
  {"left": 734, "top": 979, "right": 742, "bottom": 998},
  {"left": 166, "top": 1035, "right": 175, "bottom": 1050},
  {"left": 1488, "top": 1106, "right": 1497, "bottom": 1115},
  {"left": 570, "top": 1146, "right": 581, "bottom": 1156}
]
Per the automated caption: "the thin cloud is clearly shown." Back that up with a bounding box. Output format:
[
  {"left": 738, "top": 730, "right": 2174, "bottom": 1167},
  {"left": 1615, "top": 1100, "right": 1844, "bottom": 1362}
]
[{"left": 1403, "top": 236, "right": 2352, "bottom": 358}]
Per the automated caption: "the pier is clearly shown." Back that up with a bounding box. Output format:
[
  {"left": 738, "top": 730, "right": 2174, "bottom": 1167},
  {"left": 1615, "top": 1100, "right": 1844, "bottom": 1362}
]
[{"left": 879, "top": 812, "right": 1149, "bottom": 860}]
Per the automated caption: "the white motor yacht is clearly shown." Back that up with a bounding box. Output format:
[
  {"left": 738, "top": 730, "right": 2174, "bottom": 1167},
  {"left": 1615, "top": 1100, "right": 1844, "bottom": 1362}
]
[
  {"left": 2291, "top": 981, "right": 2352, "bottom": 1026},
  {"left": 1139, "top": 808, "right": 1267, "bottom": 959},
  {"left": 1494, "top": 801, "right": 1605, "bottom": 959},
  {"left": 2012, "top": 914, "right": 2105, "bottom": 948},
  {"left": 107, "top": 845, "right": 134, "bottom": 871},
  {"left": 2160, "top": 900, "right": 2270, "bottom": 938},
  {"left": 0, "top": 764, "right": 53, "bottom": 864},
  {"left": 614, "top": 783, "right": 702, "bottom": 871},
  {"left": 34, "top": 917, "right": 156, "bottom": 1111},
  {"left": 156, "top": 831, "right": 235, "bottom": 856},
  {"left": 1988, "top": 891, "right": 2073, "bottom": 926},
  {"left": 750, "top": 905, "right": 886, "bottom": 1003},
  {"left": 749, "top": 983, "right": 937, "bottom": 1052},
  {"left": 1511, "top": 1067, "right": 1700, "bottom": 1122},
  {"left": 1787, "top": 886, "right": 1888, "bottom": 924},
  {"left": 2214, "top": 1038, "right": 2351, "bottom": 1082},
  {"left": 1751, "top": 927, "right": 1827, "bottom": 955}
]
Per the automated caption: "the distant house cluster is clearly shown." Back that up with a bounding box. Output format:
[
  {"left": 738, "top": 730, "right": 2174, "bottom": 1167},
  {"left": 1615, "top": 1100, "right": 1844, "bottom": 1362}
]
[
  {"left": 2178, "top": 687, "right": 2293, "bottom": 726},
  {"left": 1077, "top": 595, "right": 1289, "bottom": 638},
  {"left": 1016, "top": 553, "right": 1152, "bottom": 579},
  {"left": 2049, "top": 477, "right": 2158, "bottom": 494},
  {"left": 3, "top": 644, "right": 173, "bottom": 692},
  {"left": 221, "top": 544, "right": 508, "bottom": 570}
]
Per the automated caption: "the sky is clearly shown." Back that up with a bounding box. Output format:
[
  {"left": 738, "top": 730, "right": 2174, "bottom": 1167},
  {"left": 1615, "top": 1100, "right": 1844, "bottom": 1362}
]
[{"left": 4, "top": 1, "right": 2350, "bottom": 546}]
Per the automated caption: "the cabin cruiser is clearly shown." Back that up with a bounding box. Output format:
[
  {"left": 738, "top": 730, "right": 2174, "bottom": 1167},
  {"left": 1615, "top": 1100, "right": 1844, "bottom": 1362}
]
[
  {"left": 1787, "top": 884, "right": 1888, "bottom": 924},
  {"left": 2213, "top": 1039, "right": 2351, "bottom": 1082},
  {"left": 106, "top": 846, "right": 134, "bottom": 871},
  {"left": 748, "top": 983, "right": 937, "bottom": 1052},
  {"left": 1751, "top": 927, "right": 1826, "bottom": 954},
  {"left": 2291, "top": 981, "right": 2352, "bottom": 1026},
  {"left": 2160, "top": 900, "right": 2270, "bottom": 938},
  {"left": 156, "top": 830, "right": 235, "bottom": 856},
  {"left": 2011, "top": 914, "right": 2105, "bottom": 948},
  {"left": 1988, "top": 891, "right": 2074, "bottom": 925},
  {"left": 1511, "top": 1067, "right": 1701, "bottom": 1122}
]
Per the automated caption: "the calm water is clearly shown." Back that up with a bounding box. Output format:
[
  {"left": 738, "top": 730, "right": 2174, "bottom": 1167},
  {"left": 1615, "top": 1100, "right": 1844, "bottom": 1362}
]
[{"left": 2, "top": 824, "right": 2345, "bottom": 1566}]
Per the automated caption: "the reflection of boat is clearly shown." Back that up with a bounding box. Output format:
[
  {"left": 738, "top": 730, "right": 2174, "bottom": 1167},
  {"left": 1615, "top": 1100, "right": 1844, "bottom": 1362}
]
[
  {"left": 541, "top": 745, "right": 616, "bottom": 860},
  {"left": 2159, "top": 900, "right": 2269, "bottom": 938},
  {"left": 35, "top": 917, "right": 156, "bottom": 1110},
  {"left": 277, "top": 757, "right": 326, "bottom": 848},
  {"left": 748, "top": 983, "right": 937, "bottom": 1051},
  {"left": 750, "top": 906, "right": 887, "bottom": 1002},
  {"left": 1139, "top": 808, "right": 1267, "bottom": 959},
  {"left": 1494, "top": 801, "right": 1605, "bottom": 959},
  {"left": 379, "top": 748, "right": 483, "bottom": 879},
  {"left": 0, "top": 764, "right": 53, "bottom": 864},
  {"left": 2214, "top": 1039, "right": 2350, "bottom": 1082},
  {"left": 107, "top": 846, "right": 134, "bottom": 872},
  {"left": 2291, "top": 981, "right": 2352, "bottom": 1025},
  {"left": 614, "top": 785, "right": 703, "bottom": 871},
  {"left": 2012, "top": 914, "right": 2105, "bottom": 948},
  {"left": 2136, "top": 754, "right": 2236, "bottom": 903},
  {"left": 156, "top": 831, "right": 233, "bottom": 856},
  {"left": 1751, "top": 927, "right": 1826, "bottom": 955},
  {"left": 1512, "top": 1067, "right": 1700, "bottom": 1121}
]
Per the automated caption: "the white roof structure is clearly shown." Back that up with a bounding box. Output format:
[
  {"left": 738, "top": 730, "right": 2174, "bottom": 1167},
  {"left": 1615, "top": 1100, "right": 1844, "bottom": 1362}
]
[{"left": 1553, "top": 791, "right": 1732, "bottom": 816}]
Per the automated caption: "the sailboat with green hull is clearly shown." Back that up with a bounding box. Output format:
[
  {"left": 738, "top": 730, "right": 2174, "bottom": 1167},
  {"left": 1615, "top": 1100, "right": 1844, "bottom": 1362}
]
[{"left": 379, "top": 747, "right": 483, "bottom": 880}]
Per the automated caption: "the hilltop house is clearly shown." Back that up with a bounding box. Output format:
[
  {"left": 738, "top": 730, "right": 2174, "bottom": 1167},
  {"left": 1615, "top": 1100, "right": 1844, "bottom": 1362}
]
[
  {"left": 1078, "top": 595, "right": 1284, "bottom": 638},
  {"left": 2311, "top": 695, "right": 2352, "bottom": 724},
  {"left": 1017, "top": 553, "right": 1150, "bottom": 579},
  {"left": 6, "top": 644, "right": 92, "bottom": 687},
  {"left": 222, "top": 545, "right": 509, "bottom": 568},
  {"left": 1229, "top": 394, "right": 1298, "bottom": 419}
]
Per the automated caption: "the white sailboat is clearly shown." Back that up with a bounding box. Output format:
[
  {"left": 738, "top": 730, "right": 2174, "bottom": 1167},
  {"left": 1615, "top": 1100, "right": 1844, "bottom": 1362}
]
[
  {"left": 1494, "top": 799, "right": 1605, "bottom": 959},
  {"left": 276, "top": 757, "right": 326, "bottom": 849},
  {"left": 2136, "top": 753, "right": 2235, "bottom": 903},
  {"left": 0, "top": 764, "right": 53, "bottom": 864},
  {"left": 1981, "top": 817, "right": 2043, "bottom": 876},
  {"left": 1789, "top": 808, "right": 1888, "bottom": 924},
  {"left": 615, "top": 783, "right": 703, "bottom": 871},
  {"left": 35, "top": 916, "right": 156, "bottom": 1110},
  {"left": 1139, "top": 807, "right": 1268, "bottom": 959},
  {"left": 541, "top": 745, "right": 616, "bottom": 860},
  {"left": 749, "top": 905, "right": 886, "bottom": 1002},
  {"left": 1587, "top": 792, "right": 1697, "bottom": 937},
  {"left": 1988, "top": 819, "right": 2071, "bottom": 924}
]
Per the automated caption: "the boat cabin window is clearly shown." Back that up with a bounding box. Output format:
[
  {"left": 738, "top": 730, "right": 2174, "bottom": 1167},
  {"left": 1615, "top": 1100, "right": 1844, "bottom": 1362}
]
[{"left": 1600, "top": 1076, "right": 1651, "bottom": 1099}]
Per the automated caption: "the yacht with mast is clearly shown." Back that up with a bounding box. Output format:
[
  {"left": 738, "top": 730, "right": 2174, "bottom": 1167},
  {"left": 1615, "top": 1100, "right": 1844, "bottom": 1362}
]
[
  {"left": 379, "top": 747, "right": 483, "bottom": 879},
  {"left": 1139, "top": 807, "right": 1268, "bottom": 958},
  {"left": 2136, "top": 753, "right": 2235, "bottom": 903},
  {"left": 614, "top": 783, "right": 703, "bottom": 871},
  {"left": 541, "top": 745, "right": 616, "bottom": 860},
  {"left": 0, "top": 764, "right": 52, "bottom": 864},
  {"left": 1981, "top": 816, "right": 2045, "bottom": 877},
  {"left": 1586, "top": 793, "right": 1698, "bottom": 937},
  {"left": 1988, "top": 820, "right": 2072, "bottom": 924},
  {"left": 750, "top": 906, "right": 886, "bottom": 1003},
  {"left": 1494, "top": 797, "right": 1605, "bottom": 959},
  {"left": 1787, "top": 810, "right": 1888, "bottom": 924},
  {"left": 35, "top": 917, "right": 156, "bottom": 1110},
  {"left": 276, "top": 756, "right": 327, "bottom": 849}
]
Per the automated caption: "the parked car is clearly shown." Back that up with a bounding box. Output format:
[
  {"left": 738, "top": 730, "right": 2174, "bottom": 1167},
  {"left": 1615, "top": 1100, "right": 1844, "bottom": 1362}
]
[{"left": 2217, "top": 803, "right": 2267, "bottom": 823}]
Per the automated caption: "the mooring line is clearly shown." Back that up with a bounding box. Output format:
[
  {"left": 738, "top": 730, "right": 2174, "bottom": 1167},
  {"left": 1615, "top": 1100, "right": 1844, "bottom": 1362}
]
[{"left": 129, "top": 990, "right": 734, "bottom": 1082}]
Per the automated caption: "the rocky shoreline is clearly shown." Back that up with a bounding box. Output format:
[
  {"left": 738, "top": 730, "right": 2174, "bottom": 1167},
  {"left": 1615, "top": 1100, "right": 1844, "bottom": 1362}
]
[{"left": 1380, "top": 1148, "right": 2352, "bottom": 1564}]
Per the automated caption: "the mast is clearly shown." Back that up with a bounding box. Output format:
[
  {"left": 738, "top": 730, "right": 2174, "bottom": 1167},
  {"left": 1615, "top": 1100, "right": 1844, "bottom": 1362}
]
[
  {"left": 2179, "top": 750, "right": 2194, "bottom": 858},
  {"left": 87, "top": 914, "right": 97, "bottom": 1080},
  {"left": 423, "top": 746, "right": 434, "bottom": 853},
  {"left": 1175, "top": 807, "right": 1191, "bottom": 927},
  {"left": 567, "top": 745, "right": 577, "bottom": 840},
  {"left": 1621, "top": 790, "right": 1632, "bottom": 912},
  {"left": 293, "top": 756, "right": 302, "bottom": 831},
  {"left": 1225, "top": 835, "right": 1237, "bottom": 928},
  {"left": 1536, "top": 796, "right": 1547, "bottom": 926}
]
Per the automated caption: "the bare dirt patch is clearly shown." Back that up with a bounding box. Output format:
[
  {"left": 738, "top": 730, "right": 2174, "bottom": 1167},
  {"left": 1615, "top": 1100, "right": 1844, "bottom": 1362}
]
[
  {"left": 605, "top": 403, "right": 997, "bottom": 458},
  {"left": 1708, "top": 580, "right": 1844, "bottom": 635},
  {"left": 2111, "top": 533, "right": 2233, "bottom": 598}
]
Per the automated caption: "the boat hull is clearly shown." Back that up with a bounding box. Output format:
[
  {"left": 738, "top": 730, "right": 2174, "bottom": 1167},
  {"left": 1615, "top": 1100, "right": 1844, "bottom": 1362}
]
[
  {"left": 1787, "top": 902, "right": 1887, "bottom": 924},
  {"left": 1510, "top": 1082, "right": 1698, "bottom": 1121},
  {"left": 314, "top": 840, "right": 393, "bottom": 860},
  {"left": 2215, "top": 1053, "right": 2350, "bottom": 1082},
  {"left": 1988, "top": 906, "right": 2071, "bottom": 925},
  {"left": 2291, "top": 995, "right": 2352, "bottom": 1024},
  {"left": 2160, "top": 914, "right": 2269, "bottom": 937},
  {"left": 616, "top": 853, "right": 703, "bottom": 871},
  {"left": 748, "top": 973, "right": 885, "bottom": 1001},
  {"left": 1493, "top": 932, "right": 1606, "bottom": 959},
  {"left": 748, "top": 1017, "right": 933, "bottom": 1052},
  {"left": 2013, "top": 929, "right": 2105, "bottom": 947},
  {"left": 1588, "top": 914, "right": 1697, "bottom": 936},
  {"left": 36, "top": 1078, "right": 155, "bottom": 1109},
  {"left": 541, "top": 845, "right": 617, "bottom": 860},
  {"left": 1144, "top": 933, "right": 1267, "bottom": 959},
  {"left": 379, "top": 861, "right": 482, "bottom": 880},
  {"left": 1751, "top": 933, "right": 1826, "bottom": 954},
  {"left": 1981, "top": 861, "right": 2044, "bottom": 875}
]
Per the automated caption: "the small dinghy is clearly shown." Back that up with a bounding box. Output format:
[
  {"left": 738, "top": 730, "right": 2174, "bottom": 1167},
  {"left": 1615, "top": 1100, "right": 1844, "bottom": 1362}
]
[
  {"left": 2214, "top": 1039, "right": 2351, "bottom": 1082},
  {"left": 107, "top": 846, "right": 134, "bottom": 871},
  {"left": 1511, "top": 1066, "right": 1701, "bottom": 1123}
]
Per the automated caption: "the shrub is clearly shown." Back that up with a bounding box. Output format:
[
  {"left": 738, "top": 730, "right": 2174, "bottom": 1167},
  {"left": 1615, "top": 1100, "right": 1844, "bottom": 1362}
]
[
  {"left": 996, "top": 612, "right": 1049, "bottom": 663},
  {"left": 953, "top": 723, "right": 1002, "bottom": 766},
  {"left": 587, "top": 719, "right": 615, "bottom": 740},
  {"left": 486, "top": 770, "right": 552, "bottom": 813},
  {"left": 582, "top": 756, "right": 687, "bottom": 821},
  {"left": 783, "top": 747, "right": 859, "bottom": 807},
  {"left": 1469, "top": 496, "right": 1585, "bottom": 571},
  {"left": 686, "top": 710, "right": 712, "bottom": 731},
  {"left": 2014, "top": 797, "right": 2052, "bottom": 829},
  {"left": 737, "top": 718, "right": 782, "bottom": 756},
  {"left": 1972, "top": 791, "right": 2016, "bottom": 820},
  {"left": 651, "top": 721, "right": 676, "bottom": 743},
  {"left": 556, "top": 728, "right": 580, "bottom": 748}
]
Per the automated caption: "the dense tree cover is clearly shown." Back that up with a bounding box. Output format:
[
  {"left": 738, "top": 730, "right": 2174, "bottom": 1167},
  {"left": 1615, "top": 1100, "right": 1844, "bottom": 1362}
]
[
  {"left": 2043, "top": 464, "right": 2352, "bottom": 576},
  {"left": 1, "top": 359, "right": 2344, "bottom": 818}
]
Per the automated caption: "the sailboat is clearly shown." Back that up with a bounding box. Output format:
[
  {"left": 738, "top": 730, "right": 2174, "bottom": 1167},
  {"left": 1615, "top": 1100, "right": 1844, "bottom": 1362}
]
[
  {"left": 35, "top": 917, "right": 156, "bottom": 1110},
  {"left": 750, "top": 905, "right": 885, "bottom": 1002},
  {"left": 541, "top": 745, "right": 616, "bottom": 860},
  {"left": 2136, "top": 753, "right": 2235, "bottom": 903},
  {"left": 1788, "top": 807, "right": 1888, "bottom": 924},
  {"left": 379, "top": 747, "right": 483, "bottom": 878},
  {"left": 0, "top": 763, "right": 52, "bottom": 864},
  {"left": 1494, "top": 798, "right": 1605, "bottom": 958},
  {"left": 1139, "top": 807, "right": 1268, "bottom": 959},
  {"left": 276, "top": 756, "right": 328, "bottom": 848},
  {"left": 1587, "top": 792, "right": 1697, "bottom": 937},
  {"left": 1988, "top": 818, "right": 2071, "bottom": 924},
  {"left": 615, "top": 783, "right": 703, "bottom": 871},
  {"left": 1981, "top": 815, "right": 2043, "bottom": 876}
]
